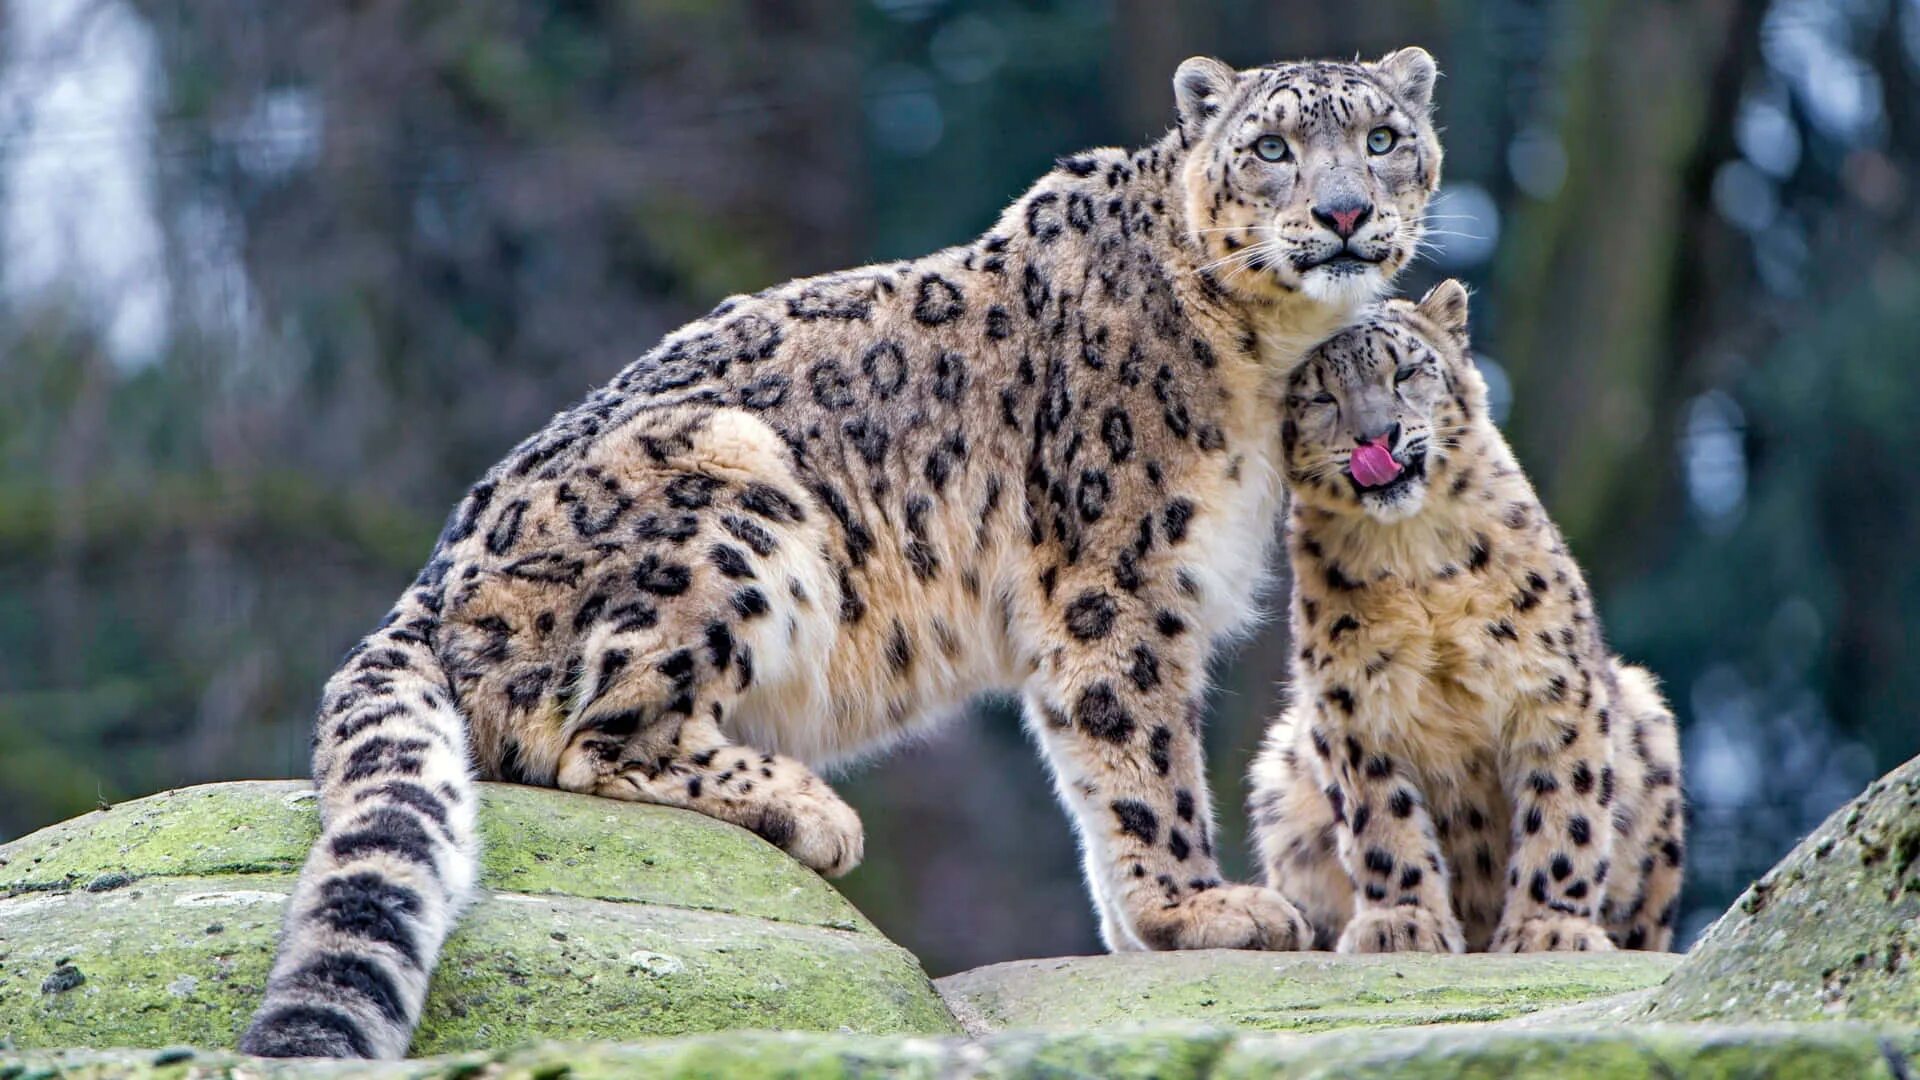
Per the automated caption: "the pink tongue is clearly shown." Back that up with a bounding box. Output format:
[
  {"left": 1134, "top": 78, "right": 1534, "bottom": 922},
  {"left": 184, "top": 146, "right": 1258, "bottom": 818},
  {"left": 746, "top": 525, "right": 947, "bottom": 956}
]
[{"left": 1351, "top": 440, "right": 1403, "bottom": 488}]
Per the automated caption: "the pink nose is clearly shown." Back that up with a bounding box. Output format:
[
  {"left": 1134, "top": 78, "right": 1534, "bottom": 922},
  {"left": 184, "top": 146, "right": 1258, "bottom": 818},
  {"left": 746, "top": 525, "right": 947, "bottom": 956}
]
[{"left": 1312, "top": 200, "right": 1374, "bottom": 240}]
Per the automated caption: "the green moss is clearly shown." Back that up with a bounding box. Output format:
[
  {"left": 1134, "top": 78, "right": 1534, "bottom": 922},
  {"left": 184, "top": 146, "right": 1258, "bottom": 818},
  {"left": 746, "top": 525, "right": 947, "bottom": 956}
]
[
  {"left": 0, "top": 782, "right": 953, "bottom": 1051},
  {"left": 0, "top": 875, "right": 954, "bottom": 1052},
  {"left": 0, "top": 1025, "right": 1913, "bottom": 1078},
  {"left": 8, "top": 758, "right": 1920, "bottom": 1066},
  {"left": 419, "top": 889, "right": 953, "bottom": 1050},
  {"left": 494, "top": 1032, "right": 956, "bottom": 1080},
  {"left": 1215, "top": 1024, "right": 1915, "bottom": 1079},
  {"left": 1631, "top": 753, "right": 1920, "bottom": 1025},
  {"left": 470, "top": 784, "right": 877, "bottom": 933},
  {"left": 936, "top": 950, "right": 1680, "bottom": 1034},
  {"left": 0, "top": 781, "right": 875, "bottom": 933}
]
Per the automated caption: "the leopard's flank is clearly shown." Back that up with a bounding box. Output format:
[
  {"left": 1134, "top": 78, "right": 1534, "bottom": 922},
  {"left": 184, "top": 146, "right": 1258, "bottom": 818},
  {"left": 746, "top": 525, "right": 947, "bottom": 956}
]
[
  {"left": 242, "top": 50, "right": 1444, "bottom": 1058},
  {"left": 1249, "top": 282, "right": 1685, "bottom": 955}
]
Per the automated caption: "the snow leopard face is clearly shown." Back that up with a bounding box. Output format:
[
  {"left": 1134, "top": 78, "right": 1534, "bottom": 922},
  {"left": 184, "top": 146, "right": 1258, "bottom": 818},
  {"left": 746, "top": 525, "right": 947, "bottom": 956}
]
[
  {"left": 1174, "top": 49, "right": 1444, "bottom": 313},
  {"left": 1283, "top": 280, "right": 1478, "bottom": 524}
]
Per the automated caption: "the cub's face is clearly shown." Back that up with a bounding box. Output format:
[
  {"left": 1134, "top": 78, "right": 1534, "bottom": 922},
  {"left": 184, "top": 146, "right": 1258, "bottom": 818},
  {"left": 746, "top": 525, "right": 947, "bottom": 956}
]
[
  {"left": 1175, "top": 50, "right": 1442, "bottom": 313},
  {"left": 1282, "top": 280, "right": 1480, "bottom": 524}
]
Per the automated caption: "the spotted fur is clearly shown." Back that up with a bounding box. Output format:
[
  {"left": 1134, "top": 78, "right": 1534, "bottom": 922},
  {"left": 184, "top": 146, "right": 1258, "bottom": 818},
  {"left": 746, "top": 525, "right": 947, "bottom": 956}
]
[
  {"left": 242, "top": 50, "right": 1445, "bottom": 1058},
  {"left": 1248, "top": 281, "right": 1685, "bottom": 954}
]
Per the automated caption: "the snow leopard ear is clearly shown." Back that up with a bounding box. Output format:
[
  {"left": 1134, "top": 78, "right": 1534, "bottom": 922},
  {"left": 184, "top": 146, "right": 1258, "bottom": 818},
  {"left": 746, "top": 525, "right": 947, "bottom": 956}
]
[
  {"left": 1416, "top": 279, "right": 1471, "bottom": 344},
  {"left": 1372, "top": 47, "right": 1438, "bottom": 115},
  {"left": 1173, "top": 57, "right": 1238, "bottom": 138}
]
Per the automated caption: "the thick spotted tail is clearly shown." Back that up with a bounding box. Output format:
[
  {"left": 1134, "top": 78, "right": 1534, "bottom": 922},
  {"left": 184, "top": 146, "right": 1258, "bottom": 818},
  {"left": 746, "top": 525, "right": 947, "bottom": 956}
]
[{"left": 241, "top": 563, "right": 478, "bottom": 1059}]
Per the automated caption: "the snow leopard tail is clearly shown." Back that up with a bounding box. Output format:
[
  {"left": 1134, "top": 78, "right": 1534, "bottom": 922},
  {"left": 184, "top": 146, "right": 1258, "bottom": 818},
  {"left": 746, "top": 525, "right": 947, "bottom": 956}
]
[{"left": 240, "top": 554, "right": 477, "bottom": 1059}]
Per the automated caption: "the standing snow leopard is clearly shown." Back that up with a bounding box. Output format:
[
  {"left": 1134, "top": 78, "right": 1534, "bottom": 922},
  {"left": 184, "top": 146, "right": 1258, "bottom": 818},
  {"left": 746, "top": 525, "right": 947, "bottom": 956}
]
[
  {"left": 1249, "top": 282, "right": 1685, "bottom": 954},
  {"left": 242, "top": 50, "right": 1445, "bottom": 1058}
]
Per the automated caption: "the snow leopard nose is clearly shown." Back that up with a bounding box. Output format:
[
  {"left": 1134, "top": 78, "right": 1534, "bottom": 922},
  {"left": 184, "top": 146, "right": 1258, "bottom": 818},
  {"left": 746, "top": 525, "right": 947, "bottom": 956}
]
[
  {"left": 1313, "top": 198, "right": 1374, "bottom": 239},
  {"left": 1355, "top": 421, "right": 1401, "bottom": 450}
]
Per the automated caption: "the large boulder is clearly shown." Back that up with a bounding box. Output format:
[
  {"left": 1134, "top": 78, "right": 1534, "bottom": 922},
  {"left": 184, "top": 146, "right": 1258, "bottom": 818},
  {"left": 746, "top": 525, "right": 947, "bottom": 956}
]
[
  {"left": 937, "top": 950, "right": 1678, "bottom": 1034},
  {"left": 6, "top": 756, "right": 1920, "bottom": 1075},
  {"left": 0, "top": 781, "right": 958, "bottom": 1052},
  {"left": 0, "top": 1024, "right": 1912, "bottom": 1079},
  {"left": 0, "top": 782, "right": 1681, "bottom": 1055},
  {"left": 1630, "top": 752, "right": 1920, "bottom": 1025}
]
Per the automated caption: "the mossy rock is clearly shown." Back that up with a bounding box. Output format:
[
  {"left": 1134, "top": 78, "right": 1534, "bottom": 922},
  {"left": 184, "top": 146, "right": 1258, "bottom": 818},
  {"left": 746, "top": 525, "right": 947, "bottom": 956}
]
[
  {"left": 0, "top": 781, "right": 958, "bottom": 1052},
  {"left": 1, "top": 1024, "right": 1914, "bottom": 1078},
  {"left": 1629, "top": 752, "right": 1920, "bottom": 1025},
  {"left": 0, "top": 781, "right": 872, "bottom": 929},
  {"left": 937, "top": 949, "right": 1680, "bottom": 1034},
  {"left": 1213, "top": 1023, "right": 1919, "bottom": 1079},
  {"left": 10, "top": 753, "right": 1920, "bottom": 1066}
]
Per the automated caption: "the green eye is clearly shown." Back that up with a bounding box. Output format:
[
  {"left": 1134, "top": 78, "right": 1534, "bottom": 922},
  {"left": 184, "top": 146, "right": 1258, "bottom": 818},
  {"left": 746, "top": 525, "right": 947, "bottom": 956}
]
[
  {"left": 1394, "top": 367, "right": 1417, "bottom": 384},
  {"left": 1254, "top": 135, "right": 1290, "bottom": 162},
  {"left": 1367, "top": 127, "right": 1397, "bottom": 154}
]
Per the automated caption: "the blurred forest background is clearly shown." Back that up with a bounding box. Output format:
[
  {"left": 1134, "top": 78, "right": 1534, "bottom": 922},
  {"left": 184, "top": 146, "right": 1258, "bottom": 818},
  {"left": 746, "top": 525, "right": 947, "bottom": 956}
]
[{"left": 3, "top": 0, "right": 1917, "bottom": 973}]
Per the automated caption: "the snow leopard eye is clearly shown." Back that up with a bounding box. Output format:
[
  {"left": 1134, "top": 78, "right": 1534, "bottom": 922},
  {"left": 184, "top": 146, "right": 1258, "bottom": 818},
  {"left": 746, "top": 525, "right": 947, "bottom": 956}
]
[
  {"left": 1394, "top": 366, "right": 1418, "bottom": 384},
  {"left": 1254, "top": 135, "right": 1291, "bottom": 162},
  {"left": 1312, "top": 391, "right": 1337, "bottom": 406},
  {"left": 1366, "top": 127, "right": 1397, "bottom": 154}
]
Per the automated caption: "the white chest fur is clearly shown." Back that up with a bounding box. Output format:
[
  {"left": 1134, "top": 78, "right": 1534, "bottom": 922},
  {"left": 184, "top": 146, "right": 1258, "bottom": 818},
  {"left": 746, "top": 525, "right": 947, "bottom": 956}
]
[
  {"left": 1178, "top": 305, "right": 1350, "bottom": 647},
  {"left": 1182, "top": 437, "right": 1289, "bottom": 648}
]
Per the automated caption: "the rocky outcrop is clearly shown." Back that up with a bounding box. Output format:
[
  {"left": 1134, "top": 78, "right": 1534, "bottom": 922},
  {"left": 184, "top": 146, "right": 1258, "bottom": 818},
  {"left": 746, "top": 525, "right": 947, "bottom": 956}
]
[
  {"left": 0, "top": 782, "right": 955, "bottom": 1052},
  {"left": 0, "top": 1024, "right": 1912, "bottom": 1079},
  {"left": 936, "top": 949, "right": 1678, "bottom": 1034},
  {"left": 1631, "top": 752, "right": 1920, "bottom": 1025},
  {"left": 4, "top": 755, "right": 1919, "bottom": 1075}
]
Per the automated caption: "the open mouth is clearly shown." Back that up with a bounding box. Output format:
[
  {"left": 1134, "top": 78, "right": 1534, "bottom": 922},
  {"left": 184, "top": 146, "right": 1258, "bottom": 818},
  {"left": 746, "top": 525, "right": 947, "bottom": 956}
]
[{"left": 1348, "top": 447, "right": 1428, "bottom": 499}]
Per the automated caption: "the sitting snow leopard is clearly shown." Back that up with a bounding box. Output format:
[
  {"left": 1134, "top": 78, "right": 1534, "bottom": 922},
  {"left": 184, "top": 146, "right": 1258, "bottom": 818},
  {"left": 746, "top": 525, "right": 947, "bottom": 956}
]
[
  {"left": 242, "top": 49, "right": 1446, "bottom": 1058},
  {"left": 1248, "top": 281, "right": 1684, "bottom": 955}
]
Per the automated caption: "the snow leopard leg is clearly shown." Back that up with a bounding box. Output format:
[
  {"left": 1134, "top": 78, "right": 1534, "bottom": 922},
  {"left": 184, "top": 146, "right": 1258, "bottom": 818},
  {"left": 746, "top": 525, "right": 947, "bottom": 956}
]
[
  {"left": 1248, "top": 704, "right": 1356, "bottom": 950},
  {"left": 1023, "top": 585, "right": 1309, "bottom": 952},
  {"left": 1489, "top": 672, "right": 1624, "bottom": 954},
  {"left": 1601, "top": 662, "right": 1685, "bottom": 951},
  {"left": 551, "top": 499, "right": 863, "bottom": 877}
]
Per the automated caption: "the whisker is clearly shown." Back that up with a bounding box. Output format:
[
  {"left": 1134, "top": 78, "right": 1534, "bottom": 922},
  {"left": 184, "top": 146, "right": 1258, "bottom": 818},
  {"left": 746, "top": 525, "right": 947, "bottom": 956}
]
[
  {"left": 1219, "top": 246, "right": 1287, "bottom": 286},
  {"left": 1195, "top": 241, "right": 1285, "bottom": 278},
  {"left": 1196, "top": 252, "right": 1262, "bottom": 276}
]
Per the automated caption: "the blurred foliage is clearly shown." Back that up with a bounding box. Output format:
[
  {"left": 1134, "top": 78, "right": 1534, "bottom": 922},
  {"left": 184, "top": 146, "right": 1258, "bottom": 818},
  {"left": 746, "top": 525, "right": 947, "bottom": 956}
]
[{"left": 2, "top": 0, "right": 1917, "bottom": 973}]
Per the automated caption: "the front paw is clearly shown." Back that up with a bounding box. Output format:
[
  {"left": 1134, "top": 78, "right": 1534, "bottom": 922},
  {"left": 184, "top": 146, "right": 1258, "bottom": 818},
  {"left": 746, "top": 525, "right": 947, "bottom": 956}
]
[
  {"left": 1490, "top": 914, "right": 1616, "bottom": 953},
  {"left": 1136, "top": 884, "right": 1311, "bottom": 951},
  {"left": 1336, "top": 906, "right": 1464, "bottom": 954},
  {"left": 750, "top": 777, "right": 865, "bottom": 878}
]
